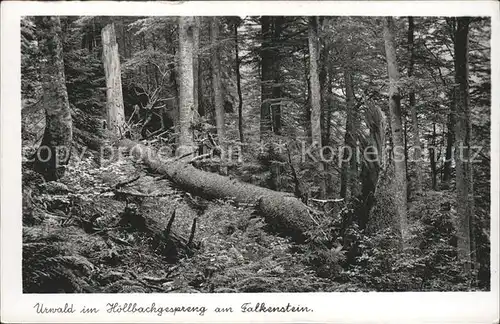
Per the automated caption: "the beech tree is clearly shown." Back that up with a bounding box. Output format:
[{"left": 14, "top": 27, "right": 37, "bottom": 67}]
[
  {"left": 102, "top": 22, "right": 126, "bottom": 136},
  {"left": 33, "top": 16, "right": 73, "bottom": 181},
  {"left": 211, "top": 17, "right": 225, "bottom": 151},
  {"left": 308, "top": 16, "right": 326, "bottom": 198},
  {"left": 383, "top": 17, "right": 409, "bottom": 243}
]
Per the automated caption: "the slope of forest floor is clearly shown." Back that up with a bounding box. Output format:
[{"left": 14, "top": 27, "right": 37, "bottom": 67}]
[
  {"left": 22, "top": 153, "right": 362, "bottom": 293},
  {"left": 22, "top": 143, "right": 489, "bottom": 293}
]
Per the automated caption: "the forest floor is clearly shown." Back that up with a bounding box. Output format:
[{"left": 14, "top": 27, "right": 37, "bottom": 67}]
[{"left": 22, "top": 153, "right": 360, "bottom": 293}]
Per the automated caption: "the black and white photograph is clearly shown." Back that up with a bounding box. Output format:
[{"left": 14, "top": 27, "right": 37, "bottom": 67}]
[{"left": 1, "top": 1, "right": 499, "bottom": 323}]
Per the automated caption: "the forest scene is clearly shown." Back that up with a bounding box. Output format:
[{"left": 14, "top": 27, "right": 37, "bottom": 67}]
[{"left": 21, "top": 15, "right": 491, "bottom": 293}]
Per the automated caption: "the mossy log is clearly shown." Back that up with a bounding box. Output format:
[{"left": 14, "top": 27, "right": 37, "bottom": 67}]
[{"left": 118, "top": 139, "right": 314, "bottom": 243}]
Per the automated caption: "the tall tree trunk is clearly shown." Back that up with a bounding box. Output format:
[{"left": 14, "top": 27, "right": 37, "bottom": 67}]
[
  {"left": 260, "top": 17, "right": 283, "bottom": 137},
  {"left": 234, "top": 20, "right": 244, "bottom": 143},
  {"left": 304, "top": 52, "right": 312, "bottom": 139},
  {"left": 325, "top": 65, "right": 335, "bottom": 196},
  {"left": 319, "top": 45, "right": 328, "bottom": 146},
  {"left": 177, "top": 16, "right": 195, "bottom": 155},
  {"left": 403, "top": 114, "right": 409, "bottom": 182},
  {"left": 443, "top": 91, "right": 455, "bottom": 187},
  {"left": 260, "top": 16, "right": 273, "bottom": 137},
  {"left": 33, "top": 16, "right": 72, "bottom": 181},
  {"left": 193, "top": 17, "right": 200, "bottom": 120},
  {"left": 383, "top": 17, "right": 409, "bottom": 243},
  {"left": 271, "top": 17, "right": 283, "bottom": 135},
  {"left": 152, "top": 34, "right": 160, "bottom": 88},
  {"left": 210, "top": 17, "right": 226, "bottom": 162},
  {"left": 308, "top": 17, "right": 322, "bottom": 148},
  {"left": 165, "top": 30, "right": 180, "bottom": 129},
  {"left": 102, "top": 22, "right": 126, "bottom": 137},
  {"left": 308, "top": 17, "right": 326, "bottom": 198},
  {"left": 359, "top": 104, "right": 385, "bottom": 230},
  {"left": 453, "top": 17, "right": 475, "bottom": 278},
  {"left": 408, "top": 17, "right": 423, "bottom": 192},
  {"left": 340, "top": 61, "right": 359, "bottom": 199},
  {"left": 429, "top": 123, "right": 438, "bottom": 190},
  {"left": 320, "top": 50, "right": 333, "bottom": 197}
]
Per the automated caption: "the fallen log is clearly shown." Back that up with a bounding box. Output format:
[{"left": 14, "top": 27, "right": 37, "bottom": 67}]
[{"left": 118, "top": 139, "right": 315, "bottom": 243}]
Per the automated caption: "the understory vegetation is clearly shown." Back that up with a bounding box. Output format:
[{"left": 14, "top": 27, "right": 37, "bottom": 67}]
[{"left": 23, "top": 154, "right": 484, "bottom": 292}]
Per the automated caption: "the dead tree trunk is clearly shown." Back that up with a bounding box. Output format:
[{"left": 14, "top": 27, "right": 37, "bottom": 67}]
[
  {"left": 118, "top": 139, "right": 315, "bottom": 243},
  {"left": 102, "top": 22, "right": 126, "bottom": 136}
]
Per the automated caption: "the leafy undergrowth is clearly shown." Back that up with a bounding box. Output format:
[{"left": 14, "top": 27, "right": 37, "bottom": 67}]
[
  {"left": 23, "top": 152, "right": 487, "bottom": 293},
  {"left": 22, "top": 156, "right": 338, "bottom": 293}
]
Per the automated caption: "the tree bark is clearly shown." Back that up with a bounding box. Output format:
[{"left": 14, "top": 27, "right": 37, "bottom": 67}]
[
  {"left": 429, "top": 123, "right": 438, "bottom": 190},
  {"left": 407, "top": 17, "right": 423, "bottom": 192},
  {"left": 308, "top": 18, "right": 322, "bottom": 148},
  {"left": 210, "top": 18, "right": 225, "bottom": 145},
  {"left": 210, "top": 17, "right": 227, "bottom": 173},
  {"left": 304, "top": 52, "right": 312, "bottom": 139},
  {"left": 33, "top": 16, "right": 73, "bottom": 181},
  {"left": 319, "top": 53, "right": 328, "bottom": 146},
  {"left": 271, "top": 17, "right": 284, "bottom": 135},
  {"left": 234, "top": 20, "right": 244, "bottom": 143},
  {"left": 443, "top": 91, "right": 455, "bottom": 187},
  {"left": 325, "top": 66, "right": 335, "bottom": 197},
  {"left": 308, "top": 17, "right": 326, "bottom": 198},
  {"left": 118, "top": 139, "right": 315, "bottom": 243},
  {"left": 195, "top": 18, "right": 204, "bottom": 118},
  {"left": 340, "top": 59, "right": 359, "bottom": 199},
  {"left": 260, "top": 17, "right": 283, "bottom": 137},
  {"left": 360, "top": 104, "right": 385, "bottom": 230},
  {"left": 260, "top": 16, "right": 273, "bottom": 137},
  {"left": 193, "top": 17, "right": 201, "bottom": 119},
  {"left": 178, "top": 17, "right": 196, "bottom": 155},
  {"left": 102, "top": 23, "right": 126, "bottom": 137},
  {"left": 453, "top": 17, "right": 474, "bottom": 278},
  {"left": 383, "top": 17, "right": 409, "bottom": 243}
]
